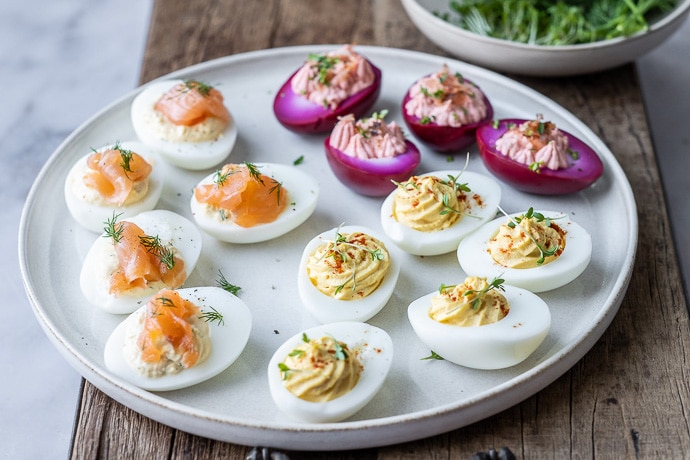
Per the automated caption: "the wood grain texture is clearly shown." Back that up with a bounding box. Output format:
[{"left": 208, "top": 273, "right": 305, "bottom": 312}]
[{"left": 71, "top": 0, "right": 690, "bottom": 458}]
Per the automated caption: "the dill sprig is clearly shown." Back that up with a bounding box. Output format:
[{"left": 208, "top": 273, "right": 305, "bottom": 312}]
[
  {"left": 111, "top": 141, "right": 134, "bottom": 177},
  {"left": 199, "top": 306, "right": 225, "bottom": 326},
  {"left": 138, "top": 234, "right": 176, "bottom": 270},
  {"left": 183, "top": 79, "right": 214, "bottom": 96},
  {"left": 103, "top": 212, "right": 124, "bottom": 243},
  {"left": 244, "top": 162, "right": 264, "bottom": 184},
  {"left": 216, "top": 269, "right": 241, "bottom": 296}
]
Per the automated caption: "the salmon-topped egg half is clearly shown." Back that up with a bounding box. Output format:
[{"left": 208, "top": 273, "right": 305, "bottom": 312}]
[
  {"left": 64, "top": 141, "right": 164, "bottom": 233},
  {"left": 131, "top": 78, "right": 238, "bottom": 170},
  {"left": 191, "top": 162, "right": 319, "bottom": 243},
  {"left": 104, "top": 286, "right": 252, "bottom": 391},
  {"left": 80, "top": 209, "right": 202, "bottom": 314}
]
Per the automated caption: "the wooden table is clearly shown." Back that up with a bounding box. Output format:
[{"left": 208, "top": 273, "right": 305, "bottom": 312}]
[{"left": 70, "top": 1, "right": 690, "bottom": 458}]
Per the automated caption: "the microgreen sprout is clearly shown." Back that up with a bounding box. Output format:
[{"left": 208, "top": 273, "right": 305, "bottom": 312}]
[
  {"left": 329, "top": 334, "right": 349, "bottom": 361},
  {"left": 461, "top": 276, "right": 505, "bottom": 310},
  {"left": 421, "top": 350, "right": 445, "bottom": 361},
  {"left": 308, "top": 53, "right": 339, "bottom": 85},
  {"left": 498, "top": 206, "right": 562, "bottom": 265}
]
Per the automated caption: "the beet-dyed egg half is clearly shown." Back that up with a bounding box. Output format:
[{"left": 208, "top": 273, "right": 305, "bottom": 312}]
[
  {"left": 476, "top": 119, "right": 604, "bottom": 195},
  {"left": 273, "top": 64, "right": 382, "bottom": 134},
  {"left": 324, "top": 138, "right": 421, "bottom": 196},
  {"left": 401, "top": 80, "right": 493, "bottom": 153}
]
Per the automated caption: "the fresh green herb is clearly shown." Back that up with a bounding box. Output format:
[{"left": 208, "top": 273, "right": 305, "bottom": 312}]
[
  {"left": 138, "top": 234, "right": 176, "bottom": 270},
  {"left": 269, "top": 178, "right": 284, "bottom": 205},
  {"left": 329, "top": 335, "right": 349, "bottom": 361},
  {"left": 293, "top": 155, "right": 305, "bottom": 166},
  {"left": 439, "top": 0, "right": 677, "bottom": 46},
  {"left": 199, "top": 306, "right": 225, "bottom": 326},
  {"left": 446, "top": 155, "right": 455, "bottom": 162},
  {"left": 111, "top": 141, "right": 134, "bottom": 177},
  {"left": 213, "top": 167, "right": 235, "bottom": 187},
  {"left": 278, "top": 362, "right": 295, "bottom": 380},
  {"left": 301, "top": 332, "right": 310, "bottom": 343},
  {"left": 461, "top": 276, "right": 505, "bottom": 310},
  {"left": 419, "top": 115, "right": 434, "bottom": 125},
  {"left": 422, "top": 350, "right": 445, "bottom": 361},
  {"left": 103, "top": 212, "right": 124, "bottom": 243},
  {"left": 183, "top": 79, "right": 214, "bottom": 96},
  {"left": 500, "top": 206, "right": 561, "bottom": 265},
  {"left": 244, "top": 162, "right": 264, "bottom": 184},
  {"left": 325, "top": 224, "right": 386, "bottom": 295},
  {"left": 216, "top": 270, "right": 242, "bottom": 296},
  {"left": 157, "top": 296, "right": 175, "bottom": 308},
  {"left": 529, "top": 161, "right": 543, "bottom": 173},
  {"left": 308, "top": 53, "right": 340, "bottom": 85}
]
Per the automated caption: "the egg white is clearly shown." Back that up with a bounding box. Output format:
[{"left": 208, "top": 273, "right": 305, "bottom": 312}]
[
  {"left": 408, "top": 284, "right": 551, "bottom": 370},
  {"left": 297, "top": 225, "right": 401, "bottom": 324},
  {"left": 80, "top": 209, "right": 203, "bottom": 314},
  {"left": 380, "top": 170, "right": 502, "bottom": 256},
  {"left": 130, "top": 79, "right": 238, "bottom": 170},
  {"left": 267, "top": 321, "right": 393, "bottom": 423},
  {"left": 190, "top": 163, "right": 319, "bottom": 244},
  {"left": 64, "top": 141, "right": 164, "bottom": 233},
  {"left": 456, "top": 210, "right": 592, "bottom": 293},
  {"left": 104, "top": 286, "right": 252, "bottom": 391}
]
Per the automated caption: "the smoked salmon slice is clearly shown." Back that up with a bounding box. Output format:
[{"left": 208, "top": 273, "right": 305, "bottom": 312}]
[
  {"left": 154, "top": 80, "right": 231, "bottom": 127},
  {"left": 194, "top": 163, "right": 288, "bottom": 228},
  {"left": 108, "top": 221, "right": 187, "bottom": 296},
  {"left": 137, "top": 289, "right": 201, "bottom": 367},
  {"left": 83, "top": 145, "right": 152, "bottom": 206}
]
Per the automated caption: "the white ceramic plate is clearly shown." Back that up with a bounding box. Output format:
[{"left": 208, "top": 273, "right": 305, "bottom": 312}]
[
  {"left": 19, "top": 46, "right": 637, "bottom": 450},
  {"left": 401, "top": 0, "right": 690, "bottom": 76}
]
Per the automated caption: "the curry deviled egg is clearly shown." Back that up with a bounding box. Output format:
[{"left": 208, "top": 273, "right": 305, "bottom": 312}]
[
  {"left": 80, "top": 209, "right": 202, "bottom": 314},
  {"left": 104, "top": 286, "right": 252, "bottom": 391},
  {"left": 297, "top": 225, "right": 401, "bottom": 323},
  {"left": 408, "top": 276, "right": 550, "bottom": 370},
  {"left": 64, "top": 141, "right": 164, "bottom": 233},
  {"left": 131, "top": 78, "right": 238, "bottom": 170},
  {"left": 380, "top": 165, "right": 502, "bottom": 256},
  {"left": 273, "top": 45, "right": 382, "bottom": 134},
  {"left": 190, "top": 162, "right": 319, "bottom": 244},
  {"left": 267, "top": 321, "right": 393, "bottom": 423},
  {"left": 456, "top": 207, "right": 592, "bottom": 292}
]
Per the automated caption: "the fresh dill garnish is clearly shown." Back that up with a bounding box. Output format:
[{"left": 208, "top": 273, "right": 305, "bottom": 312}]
[
  {"left": 199, "top": 306, "right": 225, "bottom": 326},
  {"left": 244, "top": 162, "right": 264, "bottom": 184},
  {"left": 157, "top": 296, "right": 176, "bottom": 307},
  {"left": 269, "top": 178, "right": 284, "bottom": 205},
  {"left": 216, "top": 269, "right": 241, "bottom": 296},
  {"left": 111, "top": 141, "right": 134, "bottom": 177},
  {"left": 103, "top": 212, "right": 124, "bottom": 243},
  {"left": 138, "top": 234, "right": 176, "bottom": 270},
  {"left": 213, "top": 167, "right": 236, "bottom": 187},
  {"left": 183, "top": 79, "right": 213, "bottom": 96},
  {"left": 422, "top": 350, "right": 445, "bottom": 361}
]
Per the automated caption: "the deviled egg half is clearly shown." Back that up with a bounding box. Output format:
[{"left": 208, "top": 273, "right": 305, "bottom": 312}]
[
  {"left": 80, "top": 209, "right": 202, "bottom": 314},
  {"left": 104, "top": 286, "right": 252, "bottom": 391},
  {"left": 380, "top": 169, "right": 502, "bottom": 256},
  {"left": 267, "top": 321, "right": 393, "bottom": 423},
  {"left": 131, "top": 78, "right": 238, "bottom": 170},
  {"left": 457, "top": 208, "right": 592, "bottom": 292},
  {"left": 408, "top": 276, "right": 550, "bottom": 369},
  {"left": 297, "top": 225, "right": 401, "bottom": 323},
  {"left": 64, "top": 141, "right": 163, "bottom": 233},
  {"left": 190, "top": 162, "right": 319, "bottom": 244}
]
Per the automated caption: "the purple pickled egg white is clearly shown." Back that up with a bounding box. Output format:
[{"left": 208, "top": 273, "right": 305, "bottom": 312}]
[
  {"left": 476, "top": 118, "right": 604, "bottom": 195},
  {"left": 324, "top": 138, "right": 421, "bottom": 196},
  {"left": 273, "top": 64, "right": 382, "bottom": 134}
]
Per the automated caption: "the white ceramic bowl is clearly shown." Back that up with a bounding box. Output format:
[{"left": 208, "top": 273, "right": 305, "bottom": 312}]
[{"left": 401, "top": 0, "right": 690, "bottom": 76}]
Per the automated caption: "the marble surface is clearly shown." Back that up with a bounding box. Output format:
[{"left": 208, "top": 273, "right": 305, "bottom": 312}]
[{"left": 2, "top": 0, "right": 688, "bottom": 457}]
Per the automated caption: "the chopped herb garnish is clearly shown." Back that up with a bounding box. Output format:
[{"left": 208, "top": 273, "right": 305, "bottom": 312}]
[
  {"left": 461, "top": 276, "right": 505, "bottom": 310},
  {"left": 308, "top": 53, "right": 340, "bottom": 85},
  {"left": 183, "top": 79, "right": 213, "bottom": 96},
  {"left": 103, "top": 212, "right": 124, "bottom": 243},
  {"left": 422, "top": 350, "right": 445, "bottom": 361},
  {"left": 199, "top": 306, "right": 225, "bottom": 326},
  {"left": 293, "top": 155, "right": 304, "bottom": 166}
]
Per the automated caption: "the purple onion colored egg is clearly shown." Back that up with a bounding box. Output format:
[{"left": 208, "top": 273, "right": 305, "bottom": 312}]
[
  {"left": 273, "top": 64, "right": 382, "bottom": 134},
  {"left": 401, "top": 79, "right": 493, "bottom": 153},
  {"left": 476, "top": 118, "right": 604, "bottom": 195},
  {"left": 324, "top": 138, "right": 421, "bottom": 197}
]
